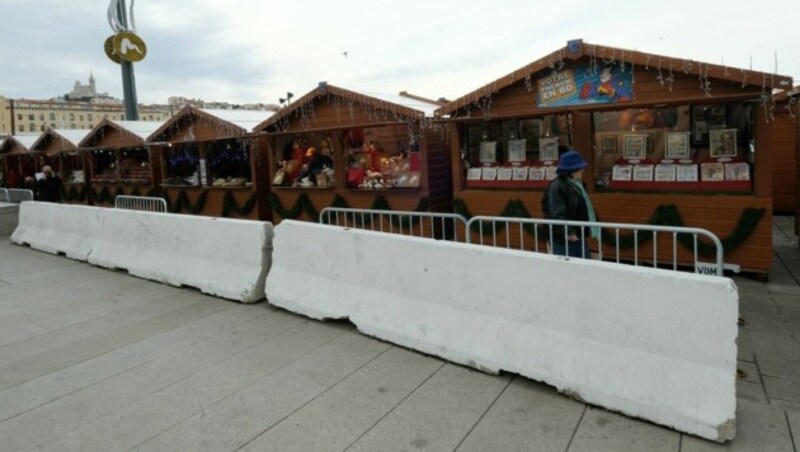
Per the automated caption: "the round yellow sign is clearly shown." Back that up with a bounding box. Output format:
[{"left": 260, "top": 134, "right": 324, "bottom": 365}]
[
  {"left": 104, "top": 35, "right": 122, "bottom": 64},
  {"left": 113, "top": 32, "right": 147, "bottom": 62}
]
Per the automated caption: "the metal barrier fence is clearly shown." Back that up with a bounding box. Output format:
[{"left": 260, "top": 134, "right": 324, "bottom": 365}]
[
  {"left": 114, "top": 195, "right": 168, "bottom": 213},
  {"left": 316, "top": 207, "right": 724, "bottom": 275},
  {"left": 0, "top": 188, "right": 34, "bottom": 203},
  {"left": 465, "top": 216, "right": 724, "bottom": 275},
  {"left": 319, "top": 207, "right": 468, "bottom": 242}
]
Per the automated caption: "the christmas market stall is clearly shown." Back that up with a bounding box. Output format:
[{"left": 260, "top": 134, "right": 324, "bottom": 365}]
[
  {"left": 252, "top": 82, "right": 451, "bottom": 228},
  {"left": 437, "top": 39, "right": 794, "bottom": 275},
  {"left": 77, "top": 119, "right": 164, "bottom": 206},
  {"left": 0, "top": 134, "right": 41, "bottom": 190},
  {"left": 145, "top": 106, "right": 272, "bottom": 219},
  {"left": 29, "top": 128, "right": 93, "bottom": 204}
]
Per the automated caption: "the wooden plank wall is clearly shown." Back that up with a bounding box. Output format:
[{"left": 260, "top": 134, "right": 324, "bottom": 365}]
[
  {"left": 161, "top": 186, "right": 259, "bottom": 220},
  {"left": 423, "top": 126, "right": 452, "bottom": 213},
  {"left": 453, "top": 190, "right": 772, "bottom": 273},
  {"left": 771, "top": 111, "right": 797, "bottom": 213},
  {"left": 456, "top": 62, "right": 763, "bottom": 119},
  {"left": 270, "top": 96, "right": 416, "bottom": 133}
]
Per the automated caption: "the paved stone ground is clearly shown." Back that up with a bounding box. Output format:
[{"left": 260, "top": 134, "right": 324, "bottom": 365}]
[{"left": 0, "top": 218, "right": 797, "bottom": 452}]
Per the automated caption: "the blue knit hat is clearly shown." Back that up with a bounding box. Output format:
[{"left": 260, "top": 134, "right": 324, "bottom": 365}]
[{"left": 557, "top": 150, "right": 588, "bottom": 172}]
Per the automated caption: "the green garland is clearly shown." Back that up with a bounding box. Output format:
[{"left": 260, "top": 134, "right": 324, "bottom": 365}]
[
  {"left": 269, "top": 192, "right": 430, "bottom": 225},
  {"left": 452, "top": 197, "right": 765, "bottom": 257},
  {"left": 222, "top": 191, "right": 258, "bottom": 217},
  {"left": 160, "top": 190, "right": 208, "bottom": 214},
  {"left": 61, "top": 185, "right": 88, "bottom": 202},
  {"left": 598, "top": 204, "right": 766, "bottom": 256}
]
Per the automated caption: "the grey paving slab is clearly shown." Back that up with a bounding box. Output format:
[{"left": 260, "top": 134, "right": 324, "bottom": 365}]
[
  {"left": 772, "top": 294, "right": 800, "bottom": 310},
  {"left": 736, "top": 361, "right": 761, "bottom": 385},
  {"left": 134, "top": 332, "right": 392, "bottom": 452},
  {"left": 736, "top": 329, "right": 756, "bottom": 363},
  {"left": 241, "top": 346, "right": 443, "bottom": 452},
  {"left": 0, "top": 278, "right": 167, "bottom": 346},
  {"left": 0, "top": 303, "right": 272, "bottom": 423},
  {"left": 0, "top": 294, "right": 228, "bottom": 390},
  {"left": 681, "top": 400, "right": 795, "bottom": 452},
  {"left": 0, "top": 287, "right": 201, "bottom": 367},
  {"left": 33, "top": 321, "right": 348, "bottom": 452},
  {"left": 789, "top": 412, "right": 800, "bottom": 452},
  {"left": 763, "top": 376, "right": 800, "bottom": 404},
  {"left": 736, "top": 381, "right": 768, "bottom": 405},
  {"left": 17, "top": 309, "right": 306, "bottom": 451},
  {"left": 759, "top": 354, "right": 800, "bottom": 381},
  {"left": 747, "top": 331, "right": 800, "bottom": 364},
  {"left": 346, "top": 363, "right": 513, "bottom": 452},
  {"left": 565, "top": 407, "right": 679, "bottom": 452},
  {"left": 456, "top": 378, "right": 585, "bottom": 452}
]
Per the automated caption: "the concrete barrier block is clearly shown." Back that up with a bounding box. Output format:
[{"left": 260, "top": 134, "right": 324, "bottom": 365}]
[
  {"left": 87, "top": 209, "right": 272, "bottom": 303},
  {"left": 11, "top": 203, "right": 271, "bottom": 303},
  {"left": 0, "top": 202, "right": 20, "bottom": 236},
  {"left": 265, "top": 220, "right": 738, "bottom": 442},
  {"left": 11, "top": 202, "right": 100, "bottom": 260}
]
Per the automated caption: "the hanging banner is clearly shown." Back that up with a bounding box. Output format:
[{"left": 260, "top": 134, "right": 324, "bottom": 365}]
[{"left": 537, "top": 63, "right": 633, "bottom": 107}]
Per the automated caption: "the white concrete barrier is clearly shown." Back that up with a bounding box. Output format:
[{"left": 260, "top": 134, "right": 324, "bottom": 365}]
[
  {"left": 11, "top": 202, "right": 100, "bottom": 259},
  {"left": 11, "top": 202, "right": 272, "bottom": 303},
  {"left": 265, "top": 220, "right": 738, "bottom": 442},
  {"left": 0, "top": 202, "right": 20, "bottom": 236}
]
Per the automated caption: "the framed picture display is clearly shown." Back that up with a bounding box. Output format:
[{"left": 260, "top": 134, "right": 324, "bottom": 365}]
[
  {"left": 665, "top": 132, "right": 691, "bottom": 159},
  {"left": 623, "top": 134, "right": 647, "bottom": 160},
  {"left": 544, "top": 165, "right": 558, "bottom": 180},
  {"left": 481, "top": 167, "right": 498, "bottom": 180},
  {"left": 633, "top": 164, "right": 654, "bottom": 182},
  {"left": 479, "top": 141, "right": 497, "bottom": 164},
  {"left": 612, "top": 165, "right": 632, "bottom": 181},
  {"left": 512, "top": 167, "right": 529, "bottom": 180},
  {"left": 676, "top": 164, "right": 698, "bottom": 182},
  {"left": 539, "top": 138, "right": 559, "bottom": 161},
  {"left": 507, "top": 139, "right": 527, "bottom": 163},
  {"left": 466, "top": 168, "right": 482, "bottom": 180},
  {"left": 600, "top": 134, "right": 617, "bottom": 154},
  {"left": 654, "top": 164, "right": 677, "bottom": 182},
  {"left": 700, "top": 162, "right": 724, "bottom": 181},
  {"left": 724, "top": 162, "right": 750, "bottom": 181},
  {"left": 501, "top": 119, "right": 518, "bottom": 143},
  {"left": 497, "top": 167, "right": 513, "bottom": 181},
  {"left": 691, "top": 105, "right": 726, "bottom": 145},
  {"left": 708, "top": 129, "right": 737, "bottom": 158},
  {"left": 467, "top": 126, "right": 483, "bottom": 145},
  {"left": 519, "top": 119, "right": 542, "bottom": 144},
  {"left": 529, "top": 166, "right": 545, "bottom": 181}
]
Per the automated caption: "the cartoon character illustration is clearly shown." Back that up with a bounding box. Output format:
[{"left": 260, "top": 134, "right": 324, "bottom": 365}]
[{"left": 580, "top": 67, "right": 632, "bottom": 103}]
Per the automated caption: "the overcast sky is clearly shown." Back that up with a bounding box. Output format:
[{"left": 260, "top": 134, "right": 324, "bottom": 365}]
[{"left": 0, "top": 0, "right": 796, "bottom": 105}]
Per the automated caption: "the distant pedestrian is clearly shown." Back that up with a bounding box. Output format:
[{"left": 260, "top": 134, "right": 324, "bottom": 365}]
[
  {"left": 542, "top": 150, "right": 599, "bottom": 258},
  {"left": 35, "top": 165, "right": 63, "bottom": 203}
]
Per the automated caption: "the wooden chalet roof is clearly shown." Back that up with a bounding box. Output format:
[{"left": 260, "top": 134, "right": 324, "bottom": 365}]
[
  {"left": 0, "top": 134, "right": 40, "bottom": 155},
  {"left": 78, "top": 119, "right": 164, "bottom": 148},
  {"left": 145, "top": 105, "right": 254, "bottom": 143},
  {"left": 253, "top": 82, "right": 426, "bottom": 132},
  {"left": 31, "top": 128, "right": 93, "bottom": 155},
  {"left": 437, "top": 39, "right": 795, "bottom": 116}
]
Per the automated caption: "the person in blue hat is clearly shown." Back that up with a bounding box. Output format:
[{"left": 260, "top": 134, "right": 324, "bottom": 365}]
[{"left": 542, "top": 150, "right": 600, "bottom": 258}]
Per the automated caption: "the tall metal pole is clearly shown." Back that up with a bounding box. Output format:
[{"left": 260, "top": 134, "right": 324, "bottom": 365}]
[{"left": 116, "top": 0, "right": 138, "bottom": 120}]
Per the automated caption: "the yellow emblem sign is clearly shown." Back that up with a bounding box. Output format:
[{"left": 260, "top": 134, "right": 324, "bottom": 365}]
[
  {"left": 113, "top": 31, "right": 147, "bottom": 62},
  {"left": 104, "top": 35, "right": 122, "bottom": 64}
]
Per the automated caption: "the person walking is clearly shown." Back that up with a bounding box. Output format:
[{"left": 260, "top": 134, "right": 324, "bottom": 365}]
[
  {"left": 35, "top": 165, "right": 63, "bottom": 203},
  {"left": 542, "top": 150, "right": 599, "bottom": 258}
]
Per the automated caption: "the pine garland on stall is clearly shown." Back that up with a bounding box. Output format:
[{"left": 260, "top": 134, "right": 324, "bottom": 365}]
[{"left": 452, "top": 198, "right": 765, "bottom": 257}]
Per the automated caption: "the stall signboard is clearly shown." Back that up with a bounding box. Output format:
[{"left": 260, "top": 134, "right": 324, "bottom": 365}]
[{"left": 537, "top": 63, "right": 633, "bottom": 107}]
